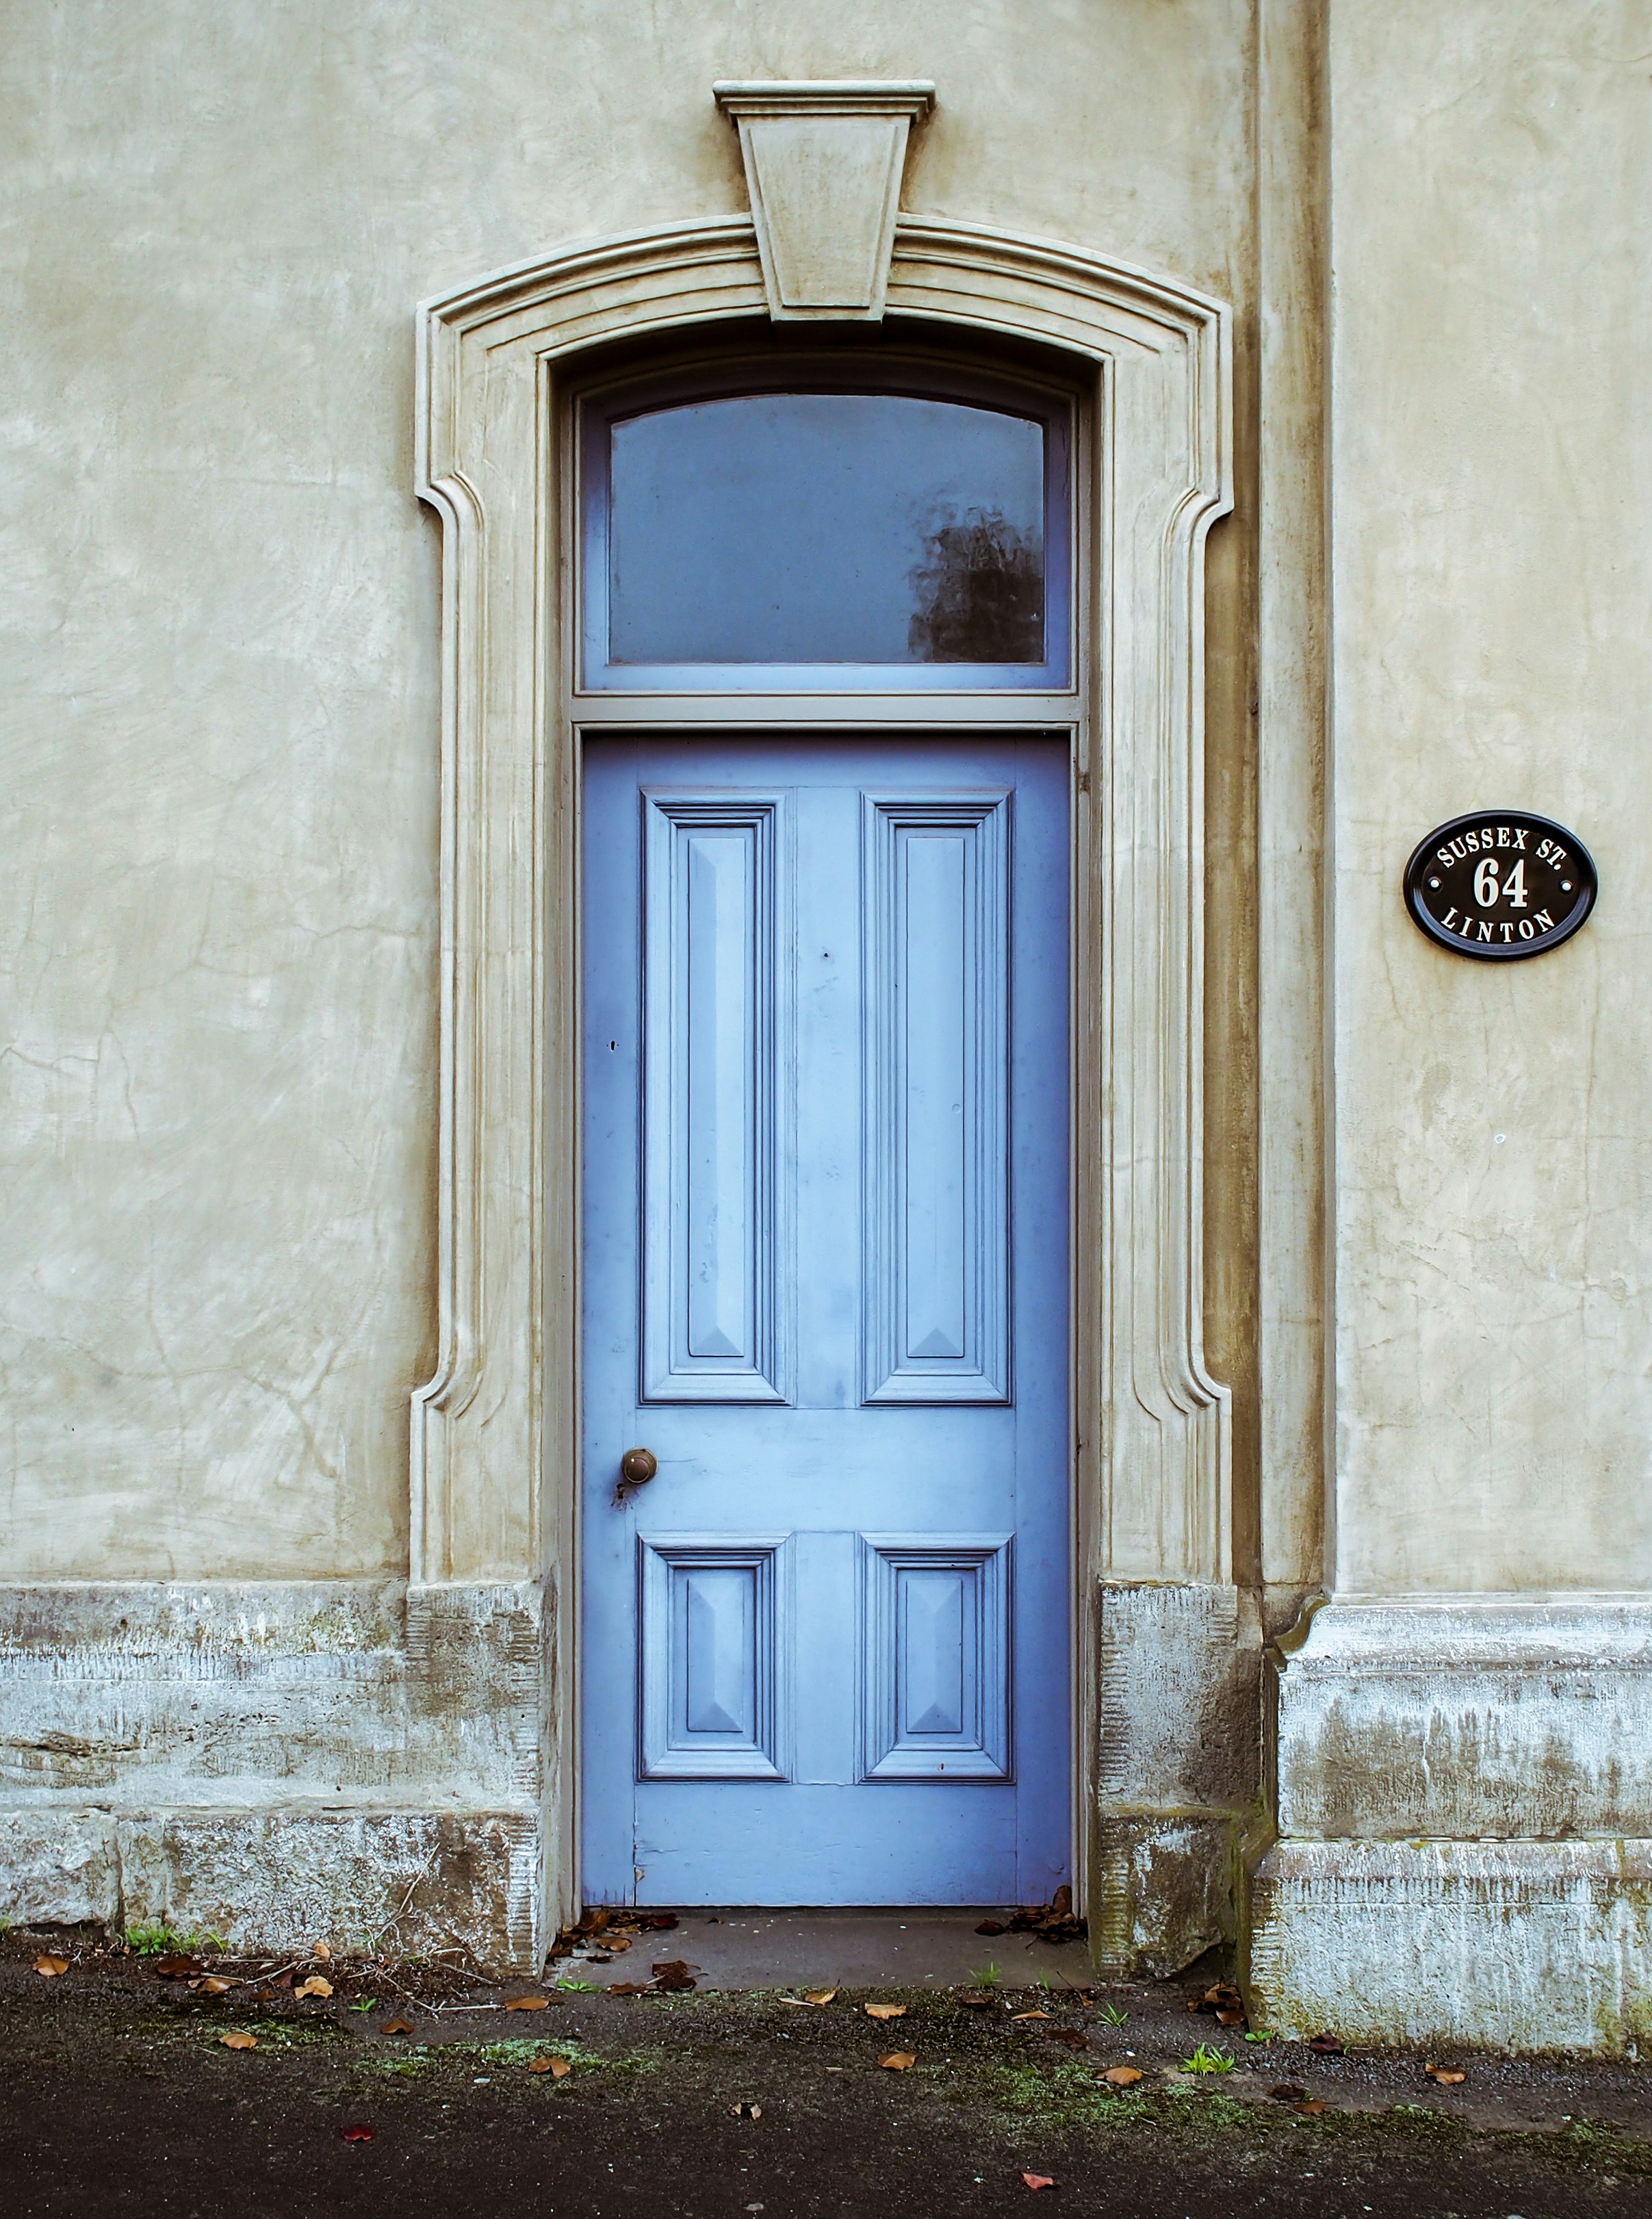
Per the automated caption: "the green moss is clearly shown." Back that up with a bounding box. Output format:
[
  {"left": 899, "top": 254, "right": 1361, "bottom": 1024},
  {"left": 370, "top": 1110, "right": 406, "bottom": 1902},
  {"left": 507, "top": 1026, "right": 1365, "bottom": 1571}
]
[
  {"left": 196, "top": 2018, "right": 344, "bottom": 2054},
  {"left": 472, "top": 2036, "right": 632, "bottom": 2070},
  {"left": 352, "top": 2034, "right": 644, "bottom": 2083},
  {"left": 953, "top": 2051, "right": 1153, "bottom": 2129},
  {"left": 1545, "top": 2120, "right": 1652, "bottom": 2179}
]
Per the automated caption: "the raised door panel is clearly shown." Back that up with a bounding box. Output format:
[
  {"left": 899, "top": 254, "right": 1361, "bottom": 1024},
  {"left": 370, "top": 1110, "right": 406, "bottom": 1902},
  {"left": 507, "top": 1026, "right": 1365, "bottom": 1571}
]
[
  {"left": 861, "top": 1535, "right": 1012, "bottom": 1780},
  {"left": 638, "top": 1535, "right": 791, "bottom": 1780},
  {"left": 641, "top": 793, "right": 790, "bottom": 1402},
  {"left": 863, "top": 794, "right": 1009, "bottom": 1403}
]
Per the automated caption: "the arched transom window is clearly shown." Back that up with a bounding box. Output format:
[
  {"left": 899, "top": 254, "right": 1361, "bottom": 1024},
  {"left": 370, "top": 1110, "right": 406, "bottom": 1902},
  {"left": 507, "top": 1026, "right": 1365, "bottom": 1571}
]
[{"left": 578, "top": 359, "right": 1073, "bottom": 693}]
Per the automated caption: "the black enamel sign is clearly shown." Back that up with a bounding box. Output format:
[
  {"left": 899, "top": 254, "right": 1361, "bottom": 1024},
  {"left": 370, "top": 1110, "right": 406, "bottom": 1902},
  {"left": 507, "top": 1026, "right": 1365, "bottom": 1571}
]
[{"left": 1404, "top": 811, "right": 1597, "bottom": 960}]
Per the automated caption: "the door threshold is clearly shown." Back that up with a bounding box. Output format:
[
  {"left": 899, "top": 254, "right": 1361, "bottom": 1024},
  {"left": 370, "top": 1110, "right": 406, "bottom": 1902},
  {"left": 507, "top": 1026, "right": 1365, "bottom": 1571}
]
[{"left": 556, "top": 1908, "right": 1091, "bottom": 1991}]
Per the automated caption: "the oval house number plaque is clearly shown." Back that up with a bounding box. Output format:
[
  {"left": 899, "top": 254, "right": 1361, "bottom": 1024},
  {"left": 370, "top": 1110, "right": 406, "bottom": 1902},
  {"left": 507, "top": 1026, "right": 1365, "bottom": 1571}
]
[{"left": 1404, "top": 810, "right": 1597, "bottom": 961}]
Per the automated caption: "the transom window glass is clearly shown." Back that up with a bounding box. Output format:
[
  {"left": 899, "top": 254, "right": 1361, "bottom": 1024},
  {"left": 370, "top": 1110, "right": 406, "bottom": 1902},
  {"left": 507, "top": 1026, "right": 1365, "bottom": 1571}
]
[{"left": 579, "top": 365, "right": 1072, "bottom": 691}]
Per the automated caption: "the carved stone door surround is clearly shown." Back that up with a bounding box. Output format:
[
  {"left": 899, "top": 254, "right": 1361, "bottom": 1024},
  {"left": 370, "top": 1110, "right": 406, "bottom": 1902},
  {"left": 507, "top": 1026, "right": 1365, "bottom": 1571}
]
[{"left": 411, "top": 189, "right": 1233, "bottom": 1927}]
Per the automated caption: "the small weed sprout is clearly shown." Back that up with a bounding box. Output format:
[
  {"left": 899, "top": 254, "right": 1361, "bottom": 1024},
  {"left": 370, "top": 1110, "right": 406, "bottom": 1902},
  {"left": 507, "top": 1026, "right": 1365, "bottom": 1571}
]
[
  {"left": 124, "top": 1925, "right": 222, "bottom": 1957},
  {"left": 348, "top": 1997, "right": 378, "bottom": 2014},
  {"left": 1243, "top": 2029, "right": 1272, "bottom": 2044},
  {"left": 968, "top": 1964, "right": 1001, "bottom": 1990},
  {"left": 1180, "top": 2042, "right": 1236, "bottom": 2075},
  {"left": 1096, "top": 2002, "right": 1129, "bottom": 2028}
]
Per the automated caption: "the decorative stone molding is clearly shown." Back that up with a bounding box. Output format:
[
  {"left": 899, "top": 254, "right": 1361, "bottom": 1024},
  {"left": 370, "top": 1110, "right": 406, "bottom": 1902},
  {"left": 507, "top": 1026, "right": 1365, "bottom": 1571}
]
[
  {"left": 713, "top": 81, "right": 933, "bottom": 320},
  {"left": 411, "top": 211, "right": 1233, "bottom": 1924}
]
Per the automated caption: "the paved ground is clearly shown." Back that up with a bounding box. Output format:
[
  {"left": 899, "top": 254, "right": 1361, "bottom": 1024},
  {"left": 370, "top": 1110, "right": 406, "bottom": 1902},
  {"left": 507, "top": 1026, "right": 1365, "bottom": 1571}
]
[{"left": 3, "top": 1921, "right": 1651, "bottom": 2217}]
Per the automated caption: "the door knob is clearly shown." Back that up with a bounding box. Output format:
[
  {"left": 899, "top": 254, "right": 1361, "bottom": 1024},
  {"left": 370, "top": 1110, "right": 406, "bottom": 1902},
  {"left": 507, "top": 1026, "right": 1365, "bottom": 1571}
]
[{"left": 619, "top": 1446, "right": 657, "bottom": 1488}]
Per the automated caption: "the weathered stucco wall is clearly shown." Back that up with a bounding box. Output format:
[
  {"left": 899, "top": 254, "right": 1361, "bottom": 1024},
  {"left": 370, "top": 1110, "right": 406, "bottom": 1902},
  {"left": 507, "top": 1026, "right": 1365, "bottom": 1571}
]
[
  {"left": 1, "top": 0, "right": 1263, "bottom": 1585},
  {"left": 1328, "top": 0, "right": 1652, "bottom": 1593}
]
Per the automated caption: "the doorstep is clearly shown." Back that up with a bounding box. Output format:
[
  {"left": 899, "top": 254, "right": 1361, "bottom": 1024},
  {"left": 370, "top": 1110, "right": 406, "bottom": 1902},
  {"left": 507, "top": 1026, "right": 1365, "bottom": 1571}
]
[{"left": 557, "top": 1908, "right": 1092, "bottom": 1990}]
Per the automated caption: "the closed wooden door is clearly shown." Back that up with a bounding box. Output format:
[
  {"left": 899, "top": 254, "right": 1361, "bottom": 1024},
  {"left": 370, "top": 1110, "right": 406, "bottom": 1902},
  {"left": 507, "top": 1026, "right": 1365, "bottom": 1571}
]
[{"left": 580, "top": 732, "right": 1069, "bottom": 1904}]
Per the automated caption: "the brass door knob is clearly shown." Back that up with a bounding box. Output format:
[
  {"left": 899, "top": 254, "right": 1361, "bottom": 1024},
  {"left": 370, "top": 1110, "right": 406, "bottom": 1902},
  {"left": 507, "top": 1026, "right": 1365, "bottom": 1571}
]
[{"left": 619, "top": 1447, "right": 658, "bottom": 1487}]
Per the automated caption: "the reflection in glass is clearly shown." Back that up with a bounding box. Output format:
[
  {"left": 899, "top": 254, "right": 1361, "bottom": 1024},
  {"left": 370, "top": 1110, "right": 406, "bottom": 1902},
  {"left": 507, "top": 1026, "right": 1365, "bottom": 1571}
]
[{"left": 606, "top": 392, "right": 1046, "bottom": 667}]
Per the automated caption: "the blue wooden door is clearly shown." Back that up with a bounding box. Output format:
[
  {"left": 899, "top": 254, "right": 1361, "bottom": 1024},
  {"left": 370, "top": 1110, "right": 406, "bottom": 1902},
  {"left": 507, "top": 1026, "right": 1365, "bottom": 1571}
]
[{"left": 582, "top": 734, "right": 1068, "bottom": 1905}]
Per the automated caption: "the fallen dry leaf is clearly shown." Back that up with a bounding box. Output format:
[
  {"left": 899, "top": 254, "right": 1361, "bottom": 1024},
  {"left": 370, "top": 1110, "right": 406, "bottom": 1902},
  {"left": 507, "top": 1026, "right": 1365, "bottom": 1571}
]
[
  {"left": 651, "top": 1960, "right": 697, "bottom": 1992},
  {"left": 727, "top": 2101, "right": 762, "bottom": 2118},
  {"left": 1046, "top": 2028, "right": 1087, "bottom": 2051},
  {"left": 312, "top": 1941, "right": 332, "bottom": 1962},
  {"left": 1306, "top": 2031, "right": 1343, "bottom": 2055},
  {"left": 1425, "top": 2064, "right": 1466, "bottom": 2085},
  {"left": 606, "top": 1981, "right": 649, "bottom": 1997},
  {"left": 985, "top": 1890, "right": 1087, "bottom": 1946},
  {"left": 595, "top": 1937, "right": 632, "bottom": 1953},
  {"left": 339, "top": 2121, "right": 373, "bottom": 2142},
  {"left": 154, "top": 1955, "right": 204, "bottom": 1980},
  {"left": 1010, "top": 2010, "right": 1049, "bottom": 2022},
  {"left": 1102, "top": 2066, "right": 1143, "bottom": 2086},
  {"left": 1020, "top": 2174, "right": 1057, "bottom": 2192},
  {"left": 194, "top": 1976, "right": 235, "bottom": 1996},
  {"left": 1295, "top": 2099, "right": 1328, "bottom": 2117},
  {"left": 382, "top": 2017, "right": 413, "bottom": 2037},
  {"left": 1191, "top": 1980, "right": 1245, "bottom": 2015},
  {"left": 878, "top": 2051, "right": 916, "bottom": 2070},
  {"left": 1269, "top": 2082, "right": 1307, "bottom": 2103},
  {"left": 804, "top": 1988, "right": 837, "bottom": 2005},
  {"left": 504, "top": 1994, "right": 550, "bottom": 2012},
  {"left": 528, "top": 2056, "right": 572, "bottom": 2077},
  {"left": 1215, "top": 2008, "right": 1246, "bottom": 2027},
  {"left": 220, "top": 2031, "right": 258, "bottom": 2051},
  {"left": 295, "top": 1975, "right": 333, "bottom": 1999},
  {"left": 865, "top": 2003, "right": 907, "bottom": 2022},
  {"left": 32, "top": 1955, "right": 68, "bottom": 1979}
]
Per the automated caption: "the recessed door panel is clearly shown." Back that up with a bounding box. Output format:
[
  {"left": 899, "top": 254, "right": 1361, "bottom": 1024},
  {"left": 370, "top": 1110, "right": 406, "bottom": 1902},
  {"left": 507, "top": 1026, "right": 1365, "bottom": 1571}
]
[{"left": 582, "top": 736, "right": 1068, "bottom": 1906}]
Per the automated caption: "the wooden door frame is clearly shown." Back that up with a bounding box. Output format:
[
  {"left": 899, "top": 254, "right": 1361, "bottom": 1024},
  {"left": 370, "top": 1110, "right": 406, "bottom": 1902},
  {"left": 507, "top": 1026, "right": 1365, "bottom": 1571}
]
[{"left": 412, "top": 215, "right": 1232, "bottom": 1943}]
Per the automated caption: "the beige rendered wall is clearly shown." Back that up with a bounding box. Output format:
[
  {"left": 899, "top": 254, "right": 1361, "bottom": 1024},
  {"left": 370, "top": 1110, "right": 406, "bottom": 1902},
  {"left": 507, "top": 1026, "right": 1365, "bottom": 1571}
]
[
  {"left": 1, "top": 1, "right": 1267, "bottom": 1580},
  {"left": 1329, "top": 1, "right": 1652, "bottom": 1592}
]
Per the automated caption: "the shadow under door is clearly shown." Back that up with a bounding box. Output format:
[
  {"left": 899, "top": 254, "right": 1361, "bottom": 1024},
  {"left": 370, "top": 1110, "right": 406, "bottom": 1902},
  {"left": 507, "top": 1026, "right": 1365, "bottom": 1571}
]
[{"left": 580, "top": 734, "right": 1069, "bottom": 1904}]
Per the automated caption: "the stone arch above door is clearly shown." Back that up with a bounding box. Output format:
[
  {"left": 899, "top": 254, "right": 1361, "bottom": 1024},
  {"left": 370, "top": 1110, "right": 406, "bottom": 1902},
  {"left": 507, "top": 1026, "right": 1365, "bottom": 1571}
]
[{"left": 410, "top": 208, "right": 1234, "bottom": 1928}]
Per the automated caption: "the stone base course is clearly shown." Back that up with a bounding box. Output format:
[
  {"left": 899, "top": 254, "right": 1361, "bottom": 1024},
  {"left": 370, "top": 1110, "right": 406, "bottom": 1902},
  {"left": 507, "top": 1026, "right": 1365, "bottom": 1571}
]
[{"left": 1250, "top": 1838, "right": 1652, "bottom": 2056}]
